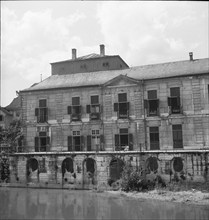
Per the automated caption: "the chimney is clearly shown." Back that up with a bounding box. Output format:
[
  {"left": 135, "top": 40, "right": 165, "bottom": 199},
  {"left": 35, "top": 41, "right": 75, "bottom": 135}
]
[
  {"left": 100, "top": 44, "right": 105, "bottom": 56},
  {"left": 189, "top": 52, "right": 193, "bottom": 61},
  {"left": 72, "top": 48, "right": 77, "bottom": 60}
]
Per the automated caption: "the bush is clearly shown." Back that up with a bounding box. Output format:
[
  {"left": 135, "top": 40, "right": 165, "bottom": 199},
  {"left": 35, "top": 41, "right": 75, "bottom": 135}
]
[
  {"left": 121, "top": 164, "right": 141, "bottom": 192},
  {"left": 121, "top": 164, "right": 166, "bottom": 192}
]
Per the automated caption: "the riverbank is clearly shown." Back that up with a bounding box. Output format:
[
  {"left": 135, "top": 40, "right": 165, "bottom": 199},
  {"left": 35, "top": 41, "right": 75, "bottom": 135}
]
[{"left": 107, "top": 189, "right": 209, "bottom": 206}]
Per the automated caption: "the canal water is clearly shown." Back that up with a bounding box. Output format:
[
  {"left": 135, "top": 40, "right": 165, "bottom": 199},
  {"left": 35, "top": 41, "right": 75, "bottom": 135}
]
[{"left": 0, "top": 187, "right": 209, "bottom": 220}]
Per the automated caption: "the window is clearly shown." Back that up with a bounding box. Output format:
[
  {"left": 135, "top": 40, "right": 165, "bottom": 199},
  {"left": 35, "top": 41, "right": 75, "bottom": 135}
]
[
  {"left": 115, "top": 128, "right": 133, "bottom": 151},
  {"left": 68, "top": 131, "right": 84, "bottom": 151},
  {"left": 86, "top": 95, "right": 100, "bottom": 120},
  {"left": 103, "top": 62, "right": 109, "bottom": 67},
  {"left": 0, "top": 115, "right": 3, "bottom": 121},
  {"left": 91, "top": 130, "right": 100, "bottom": 151},
  {"left": 114, "top": 93, "right": 129, "bottom": 119},
  {"left": 35, "top": 99, "right": 48, "bottom": 123},
  {"left": 172, "top": 124, "right": 183, "bottom": 149},
  {"left": 35, "top": 131, "right": 50, "bottom": 152},
  {"left": 168, "top": 87, "right": 181, "bottom": 114},
  {"left": 149, "top": 127, "right": 160, "bottom": 150},
  {"left": 67, "top": 97, "right": 81, "bottom": 121},
  {"left": 144, "top": 90, "right": 159, "bottom": 116},
  {"left": 86, "top": 130, "right": 104, "bottom": 151}
]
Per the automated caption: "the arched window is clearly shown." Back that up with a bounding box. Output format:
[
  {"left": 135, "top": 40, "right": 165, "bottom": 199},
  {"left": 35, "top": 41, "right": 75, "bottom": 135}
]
[
  {"left": 62, "top": 158, "right": 74, "bottom": 176},
  {"left": 109, "top": 158, "right": 124, "bottom": 181},
  {"left": 146, "top": 157, "right": 158, "bottom": 172},
  {"left": 173, "top": 157, "right": 183, "bottom": 172},
  {"left": 86, "top": 158, "right": 95, "bottom": 174},
  {"left": 27, "top": 158, "right": 38, "bottom": 172}
]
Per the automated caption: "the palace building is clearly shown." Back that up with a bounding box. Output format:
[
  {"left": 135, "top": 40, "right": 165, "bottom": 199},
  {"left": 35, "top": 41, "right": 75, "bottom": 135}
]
[{"left": 1, "top": 45, "right": 209, "bottom": 188}]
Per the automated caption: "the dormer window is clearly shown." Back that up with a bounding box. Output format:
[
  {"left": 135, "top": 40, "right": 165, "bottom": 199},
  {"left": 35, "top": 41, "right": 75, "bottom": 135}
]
[
  {"left": 168, "top": 87, "right": 181, "bottom": 114},
  {"left": 86, "top": 95, "right": 100, "bottom": 120},
  {"left": 80, "top": 64, "right": 87, "bottom": 69},
  {"left": 35, "top": 99, "right": 48, "bottom": 123},
  {"left": 103, "top": 62, "right": 109, "bottom": 67},
  {"left": 68, "top": 97, "right": 81, "bottom": 121},
  {"left": 114, "top": 93, "right": 129, "bottom": 119}
]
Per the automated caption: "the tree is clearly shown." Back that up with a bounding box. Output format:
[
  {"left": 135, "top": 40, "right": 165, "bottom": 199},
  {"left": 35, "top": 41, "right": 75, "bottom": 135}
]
[{"left": 0, "top": 119, "right": 24, "bottom": 153}]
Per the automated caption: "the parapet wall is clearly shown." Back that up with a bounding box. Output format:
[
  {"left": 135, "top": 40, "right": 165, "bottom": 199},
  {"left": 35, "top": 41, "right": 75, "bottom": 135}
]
[{"left": 1, "top": 150, "right": 209, "bottom": 189}]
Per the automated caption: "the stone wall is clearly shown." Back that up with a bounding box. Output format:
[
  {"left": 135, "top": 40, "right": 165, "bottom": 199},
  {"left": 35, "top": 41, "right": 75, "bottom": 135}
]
[{"left": 1, "top": 151, "right": 208, "bottom": 189}]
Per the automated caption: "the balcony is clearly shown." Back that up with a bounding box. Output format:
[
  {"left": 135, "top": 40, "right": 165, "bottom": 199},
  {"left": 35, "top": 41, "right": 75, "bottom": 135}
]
[{"left": 71, "top": 113, "right": 81, "bottom": 121}]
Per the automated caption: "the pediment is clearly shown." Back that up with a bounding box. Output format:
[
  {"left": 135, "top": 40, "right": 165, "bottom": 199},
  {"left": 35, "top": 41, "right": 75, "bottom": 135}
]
[{"left": 103, "top": 74, "right": 139, "bottom": 87}]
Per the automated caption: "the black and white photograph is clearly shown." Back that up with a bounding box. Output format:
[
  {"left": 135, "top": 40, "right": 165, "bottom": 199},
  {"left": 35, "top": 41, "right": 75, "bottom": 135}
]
[{"left": 0, "top": 1, "right": 209, "bottom": 219}]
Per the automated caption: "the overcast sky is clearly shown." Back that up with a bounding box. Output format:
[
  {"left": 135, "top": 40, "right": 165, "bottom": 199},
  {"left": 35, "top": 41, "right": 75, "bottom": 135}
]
[{"left": 1, "top": 1, "right": 208, "bottom": 107}]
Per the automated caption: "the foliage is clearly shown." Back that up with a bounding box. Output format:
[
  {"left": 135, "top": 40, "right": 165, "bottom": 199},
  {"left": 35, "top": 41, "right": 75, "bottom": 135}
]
[
  {"left": 121, "top": 163, "right": 166, "bottom": 192},
  {"left": 0, "top": 157, "right": 10, "bottom": 182},
  {"left": 0, "top": 119, "right": 23, "bottom": 153}
]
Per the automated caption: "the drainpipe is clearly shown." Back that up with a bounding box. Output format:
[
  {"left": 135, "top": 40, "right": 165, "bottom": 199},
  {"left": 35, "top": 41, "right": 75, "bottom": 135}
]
[{"left": 142, "top": 79, "right": 148, "bottom": 150}]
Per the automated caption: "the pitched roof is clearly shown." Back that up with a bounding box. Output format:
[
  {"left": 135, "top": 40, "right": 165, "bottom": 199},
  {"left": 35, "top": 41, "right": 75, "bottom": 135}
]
[
  {"left": 22, "top": 58, "right": 209, "bottom": 92},
  {"left": 0, "top": 107, "right": 12, "bottom": 115},
  {"left": 5, "top": 97, "right": 21, "bottom": 111},
  {"left": 51, "top": 53, "right": 115, "bottom": 64}
]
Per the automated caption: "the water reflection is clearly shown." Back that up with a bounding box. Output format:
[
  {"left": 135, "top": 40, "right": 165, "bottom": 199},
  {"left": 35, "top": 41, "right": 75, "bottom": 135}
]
[{"left": 0, "top": 188, "right": 209, "bottom": 220}]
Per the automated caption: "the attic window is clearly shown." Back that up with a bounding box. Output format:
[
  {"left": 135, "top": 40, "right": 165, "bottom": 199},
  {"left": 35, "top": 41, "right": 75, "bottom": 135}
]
[
  {"left": 103, "top": 62, "right": 109, "bottom": 67},
  {"left": 80, "top": 64, "right": 87, "bottom": 69}
]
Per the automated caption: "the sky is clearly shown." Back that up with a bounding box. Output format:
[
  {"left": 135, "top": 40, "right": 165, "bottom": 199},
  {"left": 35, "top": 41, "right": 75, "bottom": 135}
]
[{"left": 1, "top": 1, "right": 208, "bottom": 107}]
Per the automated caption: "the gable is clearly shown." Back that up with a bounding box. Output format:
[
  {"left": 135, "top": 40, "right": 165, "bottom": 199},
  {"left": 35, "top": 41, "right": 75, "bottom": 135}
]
[{"left": 103, "top": 74, "right": 139, "bottom": 87}]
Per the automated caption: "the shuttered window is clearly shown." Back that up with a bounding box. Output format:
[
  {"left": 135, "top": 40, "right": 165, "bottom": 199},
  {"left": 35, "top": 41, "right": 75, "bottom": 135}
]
[
  {"left": 172, "top": 124, "right": 183, "bottom": 149},
  {"left": 115, "top": 129, "right": 133, "bottom": 151},
  {"left": 149, "top": 127, "right": 160, "bottom": 150},
  {"left": 168, "top": 87, "right": 181, "bottom": 114},
  {"left": 35, "top": 99, "right": 48, "bottom": 123},
  {"left": 34, "top": 133, "right": 50, "bottom": 152}
]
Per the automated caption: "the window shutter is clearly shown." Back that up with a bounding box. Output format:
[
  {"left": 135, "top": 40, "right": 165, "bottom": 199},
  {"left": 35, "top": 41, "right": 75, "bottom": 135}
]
[
  {"left": 46, "top": 136, "right": 50, "bottom": 145},
  {"left": 100, "top": 134, "right": 104, "bottom": 144},
  {"left": 126, "top": 102, "right": 129, "bottom": 110},
  {"left": 97, "top": 104, "right": 101, "bottom": 113},
  {"left": 68, "top": 136, "right": 73, "bottom": 151},
  {"left": 167, "top": 97, "right": 172, "bottom": 106},
  {"left": 176, "top": 96, "right": 180, "bottom": 106},
  {"left": 35, "top": 137, "right": 39, "bottom": 152},
  {"left": 115, "top": 134, "right": 120, "bottom": 150},
  {"left": 46, "top": 137, "right": 50, "bottom": 151},
  {"left": 45, "top": 108, "right": 48, "bottom": 121},
  {"left": 144, "top": 100, "right": 148, "bottom": 109},
  {"left": 86, "top": 105, "right": 91, "bottom": 114},
  {"left": 79, "top": 106, "right": 82, "bottom": 114},
  {"left": 114, "top": 103, "right": 118, "bottom": 112},
  {"left": 35, "top": 108, "right": 39, "bottom": 116},
  {"left": 129, "top": 134, "right": 133, "bottom": 151},
  {"left": 87, "top": 135, "right": 91, "bottom": 151},
  {"left": 80, "top": 136, "right": 84, "bottom": 151},
  {"left": 67, "top": 106, "right": 72, "bottom": 114}
]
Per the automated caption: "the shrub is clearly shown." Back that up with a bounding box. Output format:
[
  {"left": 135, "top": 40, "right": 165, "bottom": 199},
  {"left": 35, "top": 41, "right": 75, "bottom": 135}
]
[{"left": 121, "top": 164, "right": 166, "bottom": 192}]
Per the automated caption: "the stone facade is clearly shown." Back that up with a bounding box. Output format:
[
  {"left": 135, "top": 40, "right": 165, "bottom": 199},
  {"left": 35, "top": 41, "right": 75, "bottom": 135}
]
[{"left": 1, "top": 48, "right": 209, "bottom": 188}]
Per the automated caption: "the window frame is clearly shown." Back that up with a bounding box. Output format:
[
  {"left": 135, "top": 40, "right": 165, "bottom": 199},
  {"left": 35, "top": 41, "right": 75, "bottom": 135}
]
[
  {"left": 168, "top": 87, "right": 181, "bottom": 114},
  {"left": 172, "top": 124, "right": 183, "bottom": 149},
  {"left": 149, "top": 127, "right": 160, "bottom": 150},
  {"left": 114, "top": 93, "right": 129, "bottom": 119},
  {"left": 115, "top": 128, "right": 133, "bottom": 151},
  {"left": 35, "top": 99, "right": 48, "bottom": 123},
  {"left": 35, "top": 132, "right": 50, "bottom": 152},
  {"left": 147, "top": 90, "right": 159, "bottom": 117},
  {"left": 71, "top": 97, "right": 81, "bottom": 121}
]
